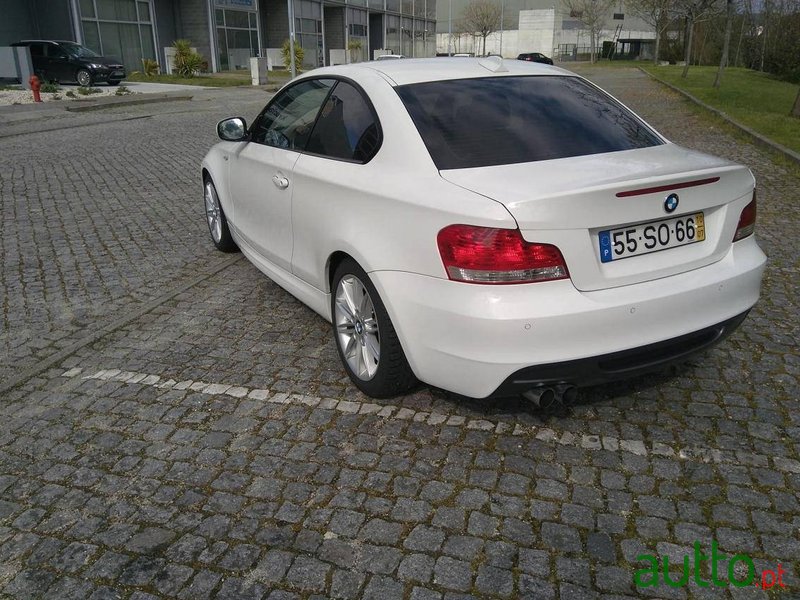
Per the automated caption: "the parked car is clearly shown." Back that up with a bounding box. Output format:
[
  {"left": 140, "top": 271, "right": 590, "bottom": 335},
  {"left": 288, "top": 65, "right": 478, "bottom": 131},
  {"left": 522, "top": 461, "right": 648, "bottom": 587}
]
[
  {"left": 11, "top": 40, "right": 126, "bottom": 86},
  {"left": 201, "top": 58, "right": 766, "bottom": 405},
  {"left": 517, "top": 52, "right": 554, "bottom": 65},
  {"left": 375, "top": 54, "right": 405, "bottom": 60}
]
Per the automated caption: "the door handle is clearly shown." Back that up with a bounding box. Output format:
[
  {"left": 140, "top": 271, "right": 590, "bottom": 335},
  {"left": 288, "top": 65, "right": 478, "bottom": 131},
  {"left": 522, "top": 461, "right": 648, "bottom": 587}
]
[{"left": 272, "top": 174, "right": 289, "bottom": 190}]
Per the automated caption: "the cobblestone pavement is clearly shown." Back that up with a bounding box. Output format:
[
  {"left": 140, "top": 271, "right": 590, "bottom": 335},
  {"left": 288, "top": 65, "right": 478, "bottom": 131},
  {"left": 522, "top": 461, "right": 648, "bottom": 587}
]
[{"left": 0, "top": 67, "right": 798, "bottom": 599}]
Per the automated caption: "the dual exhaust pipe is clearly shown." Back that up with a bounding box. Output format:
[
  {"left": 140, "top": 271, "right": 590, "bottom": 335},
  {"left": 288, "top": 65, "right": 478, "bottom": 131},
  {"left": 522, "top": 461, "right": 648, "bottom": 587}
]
[{"left": 523, "top": 384, "right": 578, "bottom": 411}]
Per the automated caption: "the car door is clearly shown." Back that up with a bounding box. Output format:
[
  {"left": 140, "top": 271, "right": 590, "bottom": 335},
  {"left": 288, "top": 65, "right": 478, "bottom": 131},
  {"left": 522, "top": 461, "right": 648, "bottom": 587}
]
[
  {"left": 46, "top": 43, "right": 73, "bottom": 82},
  {"left": 290, "top": 80, "right": 383, "bottom": 290},
  {"left": 227, "top": 78, "right": 335, "bottom": 272}
]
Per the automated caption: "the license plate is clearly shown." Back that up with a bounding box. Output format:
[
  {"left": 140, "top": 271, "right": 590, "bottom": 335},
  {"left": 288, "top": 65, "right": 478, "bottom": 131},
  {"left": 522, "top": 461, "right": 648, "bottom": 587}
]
[
  {"left": 111, "top": 71, "right": 124, "bottom": 76},
  {"left": 599, "top": 212, "right": 705, "bottom": 263}
]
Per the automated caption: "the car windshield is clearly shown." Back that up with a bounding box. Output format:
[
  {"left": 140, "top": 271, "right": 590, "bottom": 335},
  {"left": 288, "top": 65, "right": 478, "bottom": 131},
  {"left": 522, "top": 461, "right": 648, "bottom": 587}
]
[
  {"left": 396, "top": 75, "right": 663, "bottom": 170},
  {"left": 59, "top": 42, "right": 100, "bottom": 58}
]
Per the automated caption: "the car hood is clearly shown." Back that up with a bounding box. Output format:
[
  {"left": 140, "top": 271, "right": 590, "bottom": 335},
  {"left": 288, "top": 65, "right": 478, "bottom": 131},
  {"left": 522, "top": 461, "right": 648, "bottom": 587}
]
[{"left": 76, "top": 56, "right": 124, "bottom": 68}]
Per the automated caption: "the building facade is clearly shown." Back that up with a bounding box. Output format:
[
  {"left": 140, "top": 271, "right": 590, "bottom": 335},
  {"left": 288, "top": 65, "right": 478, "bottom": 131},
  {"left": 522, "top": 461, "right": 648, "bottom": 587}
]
[
  {"left": 435, "top": 0, "right": 654, "bottom": 60},
  {"left": 1, "top": 0, "right": 437, "bottom": 73}
]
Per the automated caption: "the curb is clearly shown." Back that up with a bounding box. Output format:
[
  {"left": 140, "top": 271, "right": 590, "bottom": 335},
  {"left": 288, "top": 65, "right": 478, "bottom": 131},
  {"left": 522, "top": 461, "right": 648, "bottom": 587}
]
[
  {"left": 65, "top": 93, "right": 194, "bottom": 112},
  {"left": 639, "top": 67, "right": 800, "bottom": 166}
]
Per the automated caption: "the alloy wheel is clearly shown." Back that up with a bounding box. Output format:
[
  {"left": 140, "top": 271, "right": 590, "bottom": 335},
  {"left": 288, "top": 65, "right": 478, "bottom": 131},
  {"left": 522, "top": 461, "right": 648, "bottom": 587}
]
[
  {"left": 334, "top": 274, "right": 380, "bottom": 380},
  {"left": 204, "top": 181, "right": 222, "bottom": 243}
]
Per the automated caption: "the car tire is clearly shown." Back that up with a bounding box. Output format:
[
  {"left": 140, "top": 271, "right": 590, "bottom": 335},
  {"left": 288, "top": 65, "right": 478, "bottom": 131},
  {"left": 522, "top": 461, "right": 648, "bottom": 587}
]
[
  {"left": 107, "top": 80, "right": 120, "bottom": 86},
  {"left": 331, "top": 258, "right": 418, "bottom": 398},
  {"left": 76, "top": 69, "right": 92, "bottom": 87},
  {"left": 203, "top": 176, "right": 238, "bottom": 253}
]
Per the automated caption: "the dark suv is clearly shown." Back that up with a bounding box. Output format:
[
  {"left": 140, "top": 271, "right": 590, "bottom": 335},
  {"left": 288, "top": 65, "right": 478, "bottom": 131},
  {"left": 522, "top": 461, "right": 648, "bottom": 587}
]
[
  {"left": 517, "top": 52, "right": 554, "bottom": 65},
  {"left": 12, "top": 40, "right": 126, "bottom": 86}
]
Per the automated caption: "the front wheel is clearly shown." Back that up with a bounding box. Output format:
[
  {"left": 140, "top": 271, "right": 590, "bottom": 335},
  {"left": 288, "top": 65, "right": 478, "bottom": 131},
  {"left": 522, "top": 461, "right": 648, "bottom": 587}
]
[
  {"left": 76, "top": 69, "right": 92, "bottom": 87},
  {"left": 331, "top": 259, "right": 417, "bottom": 398},
  {"left": 203, "top": 177, "right": 238, "bottom": 253}
]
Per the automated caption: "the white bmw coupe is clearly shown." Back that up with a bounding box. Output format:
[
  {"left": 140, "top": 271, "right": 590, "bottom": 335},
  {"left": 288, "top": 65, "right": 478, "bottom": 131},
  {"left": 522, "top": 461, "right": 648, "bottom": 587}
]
[{"left": 201, "top": 57, "right": 766, "bottom": 406}]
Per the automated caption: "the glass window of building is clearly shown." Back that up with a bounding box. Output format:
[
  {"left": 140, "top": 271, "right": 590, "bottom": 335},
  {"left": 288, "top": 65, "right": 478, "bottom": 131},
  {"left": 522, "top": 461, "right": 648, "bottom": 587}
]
[
  {"left": 401, "top": 17, "right": 413, "bottom": 56},
  {"left": 385, "top": 15, "right": 400, "bottom": 54},
  {"left": 385, "top": 0, "right": 400, "bottom": 11},
  {"left": 347, "top": 8, "right": 368, "bottom": 62},
  {"left": 215, "top": 6, "right": 260, "bottom": 71},
  {"left": 80, "top": 0, "right": 155, "bottom": 71}
]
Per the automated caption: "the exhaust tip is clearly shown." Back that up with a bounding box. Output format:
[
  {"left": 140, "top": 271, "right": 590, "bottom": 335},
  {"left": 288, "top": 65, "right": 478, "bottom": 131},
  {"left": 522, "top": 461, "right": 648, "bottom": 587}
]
[
  {"left": 558, "top": 384, "right": 578, "bottom": 407},
  {"left": 523, "top": 387, "right": 556, "bottom": 410}
]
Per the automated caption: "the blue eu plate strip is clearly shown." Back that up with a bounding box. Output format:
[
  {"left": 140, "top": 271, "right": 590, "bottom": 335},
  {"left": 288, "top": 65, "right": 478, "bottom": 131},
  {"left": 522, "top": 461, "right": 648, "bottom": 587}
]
[{"left": 599, "top": 230, "right": 613, "bottom": 263}]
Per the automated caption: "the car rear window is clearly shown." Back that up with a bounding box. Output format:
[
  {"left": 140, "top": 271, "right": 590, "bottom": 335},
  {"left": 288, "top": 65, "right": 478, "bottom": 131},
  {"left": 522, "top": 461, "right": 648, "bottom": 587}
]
[{"left": 396, "top": 75, "right": 663, "bottom": 170}]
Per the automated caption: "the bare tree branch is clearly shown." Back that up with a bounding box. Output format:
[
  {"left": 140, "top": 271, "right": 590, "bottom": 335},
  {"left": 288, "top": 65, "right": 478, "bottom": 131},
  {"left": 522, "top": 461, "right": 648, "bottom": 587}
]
[
  {"left": 561, "top": 0, "right": 617, "bottom": 62},
  {"left": 461, "top": 0, "right": 503, "bottom": 55}
]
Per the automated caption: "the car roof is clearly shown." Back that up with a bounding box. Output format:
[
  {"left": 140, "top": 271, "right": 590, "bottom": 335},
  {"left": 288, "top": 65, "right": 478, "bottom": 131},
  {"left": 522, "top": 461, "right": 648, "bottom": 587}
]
[
  {"left": 303, "top": 57, "right": 573, "bottom": 86},
  {"left": 15, "top": 40, "right": 76, "bottom": 44}
]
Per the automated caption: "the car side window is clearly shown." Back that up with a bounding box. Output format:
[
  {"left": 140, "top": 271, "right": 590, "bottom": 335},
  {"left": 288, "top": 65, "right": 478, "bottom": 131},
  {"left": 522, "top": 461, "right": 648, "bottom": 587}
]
[
  {"left": 304, "top": 81, "right": 381, "bottom": 163},
  {"left": 28, "top": 44, "right": 44, "bottom": 57},
  {"left": 250, "top": 79, "right": 335, "bottom": 151}
]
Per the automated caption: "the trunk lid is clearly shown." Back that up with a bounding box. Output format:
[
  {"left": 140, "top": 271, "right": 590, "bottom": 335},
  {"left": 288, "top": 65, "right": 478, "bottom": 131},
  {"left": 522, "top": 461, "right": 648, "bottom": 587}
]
[{"left": 439, "top": 144, "right": 755, "bottom": 291}]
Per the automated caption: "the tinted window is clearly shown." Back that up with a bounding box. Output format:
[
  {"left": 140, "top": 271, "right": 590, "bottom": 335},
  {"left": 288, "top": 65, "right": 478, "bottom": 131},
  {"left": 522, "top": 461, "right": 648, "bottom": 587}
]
[
  {"left": 251, "top": 78, "right": 335, "bottom": 150},
  {"left": 396, "top": 76, "right": 662, "bottom": 170},
  {"left": 28, "top": 43, "right": 44, "bottom": 57},
  {"left": 305, "top": 81, "right": 381, "bottom": 162}
]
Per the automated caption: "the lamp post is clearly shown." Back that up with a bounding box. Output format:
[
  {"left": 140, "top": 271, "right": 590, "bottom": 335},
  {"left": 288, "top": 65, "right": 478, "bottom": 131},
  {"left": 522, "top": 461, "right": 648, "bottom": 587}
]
[
  {"left": 499, "top": 0, "right": 504, "bottom": 56},
  {"left": 448, "top": 0, "right": 452, "bottom": 55},
  {"left": 287, "top": 0, "right": 297, "bottom": 77}
]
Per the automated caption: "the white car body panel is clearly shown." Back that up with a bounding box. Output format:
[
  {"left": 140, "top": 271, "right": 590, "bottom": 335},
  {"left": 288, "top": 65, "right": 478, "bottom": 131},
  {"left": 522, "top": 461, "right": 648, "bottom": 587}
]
[
  {"left": 372, "top": 238, "right": 764, "bottom": 398},
  {"left": 201, "top": 58, "right": 767, "bottom": 398},
  {"left": 440, "top": 144, "right": 757, "bottom": 290}
]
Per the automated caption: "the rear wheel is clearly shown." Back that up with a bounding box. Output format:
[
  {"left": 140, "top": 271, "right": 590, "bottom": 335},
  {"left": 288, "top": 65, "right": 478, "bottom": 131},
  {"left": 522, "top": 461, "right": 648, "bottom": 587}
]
[
  {"left": 76, "top": 69, "right": 92, "bottom": 87},
  {"left": 331, "top": 259, "right": 417, "bottom": 398},
  {"left": 203, "top": 177, "right": 238, "bottom": 253}
]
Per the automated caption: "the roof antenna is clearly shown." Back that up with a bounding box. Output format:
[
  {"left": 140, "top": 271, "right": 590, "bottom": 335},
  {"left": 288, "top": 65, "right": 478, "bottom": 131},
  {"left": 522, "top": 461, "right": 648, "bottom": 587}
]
[{"left": 478, "top": 55, "right": 508, "bottom": 73}]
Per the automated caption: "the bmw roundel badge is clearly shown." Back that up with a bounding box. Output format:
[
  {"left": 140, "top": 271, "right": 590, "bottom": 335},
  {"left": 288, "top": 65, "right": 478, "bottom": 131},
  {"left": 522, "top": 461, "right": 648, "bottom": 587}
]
[{"left": 664, "top": 193, "right": 679, "bottom": 213}]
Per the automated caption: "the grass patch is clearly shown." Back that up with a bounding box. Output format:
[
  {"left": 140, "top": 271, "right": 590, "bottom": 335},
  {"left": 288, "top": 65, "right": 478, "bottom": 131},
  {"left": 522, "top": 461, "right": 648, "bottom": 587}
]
[
  {"left": 77, "top": 86, "right": 102, "bottom": 95},
  {"left": 125, "top": 69, "right": 294, "bottom": 88},
  {"left": 641, "top": 65, "right": 800, "bottom": 153},
  {"left": 125, "top": 72, "right": 251, "bottom": 87}
]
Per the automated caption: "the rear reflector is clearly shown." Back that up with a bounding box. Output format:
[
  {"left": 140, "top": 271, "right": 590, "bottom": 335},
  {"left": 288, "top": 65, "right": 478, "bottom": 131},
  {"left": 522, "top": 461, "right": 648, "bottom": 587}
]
[
  {"left": 616, "top": 177, "right": 720, "bottom": 198},
  {"left": 733, "top": 191, "right": 757, "bottom": 242},
  {"left": 437, "top": 224, "right": 569, "bottom": 284}
]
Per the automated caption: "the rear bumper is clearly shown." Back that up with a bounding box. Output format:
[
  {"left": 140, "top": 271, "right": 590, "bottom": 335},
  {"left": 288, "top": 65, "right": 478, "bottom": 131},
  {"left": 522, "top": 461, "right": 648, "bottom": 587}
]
[
  {"left": 370, "top": 237, "right": 766, "bottom": 399},
  {"left": 492, "top": 310, "right": 748, "bottom": 396}
]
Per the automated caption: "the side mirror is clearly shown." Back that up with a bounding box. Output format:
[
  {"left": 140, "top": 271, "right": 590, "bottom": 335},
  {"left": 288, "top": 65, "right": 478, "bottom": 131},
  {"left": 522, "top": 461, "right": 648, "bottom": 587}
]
[{"left": 217, "top": 117, "right": 248, "bottom": 141}]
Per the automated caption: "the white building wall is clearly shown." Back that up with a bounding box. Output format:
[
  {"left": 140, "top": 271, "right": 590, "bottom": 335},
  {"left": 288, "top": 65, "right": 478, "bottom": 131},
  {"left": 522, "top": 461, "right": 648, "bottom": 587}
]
[{"left": 437, "top": 8, "right": 654, "bottom": 58}]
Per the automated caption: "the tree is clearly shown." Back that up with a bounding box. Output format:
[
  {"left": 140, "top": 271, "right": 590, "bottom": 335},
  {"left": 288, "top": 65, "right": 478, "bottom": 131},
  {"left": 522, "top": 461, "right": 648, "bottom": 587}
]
[
  {"left": 461, "top": 0, "right": 502, "bottom": 56},
  {"left": 675, "top": 0, "right": 722, "bottom": 77},
  {"left": 713, "top": 0, "right": 735, "bottom": 87},
  {"left": 628, "top": 0, "right": 677, "bottom": 63},
  {"left": 562, "top": 0, "right": 617, "bottom": 62}
]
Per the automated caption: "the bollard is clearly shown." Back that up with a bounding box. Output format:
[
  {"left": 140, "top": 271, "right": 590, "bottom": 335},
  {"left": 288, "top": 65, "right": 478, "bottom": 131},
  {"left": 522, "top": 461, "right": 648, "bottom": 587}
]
[{"left": 29, "top": 75, "right": 42, "bottom": 103}]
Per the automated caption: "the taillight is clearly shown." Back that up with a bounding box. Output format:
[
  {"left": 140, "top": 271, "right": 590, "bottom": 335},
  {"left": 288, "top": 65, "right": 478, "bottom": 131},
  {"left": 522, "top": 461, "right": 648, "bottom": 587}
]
[
  {"left": 437, "top": 224, "right": 569, "bottom": 284},
  {"left": 733, "top": 191, "right": 756, "bottom": 242}
]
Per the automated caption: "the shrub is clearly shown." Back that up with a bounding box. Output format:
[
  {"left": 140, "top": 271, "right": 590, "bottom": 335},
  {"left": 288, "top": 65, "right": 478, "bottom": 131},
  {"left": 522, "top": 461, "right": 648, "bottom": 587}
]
[
  {"left": 281, "top": 39, "right": 305, "bottom": 71},
  {"left": 65, "top": 91, "right": 76, "bottom": 98},
  {"left": 40, "top": 82, "right": 60, "bottom": 93},
  {"left": 77, "top": 86, "right": 102, "bottom": 95},
  {"left": 115, "top": 86, "right": 132, "bottom": 96},
  {"left": 141, "top": 58, "right": 160, "bottom": 77},
  {"left": 173, "top": 39, "right": 206, "bottom": 77}
]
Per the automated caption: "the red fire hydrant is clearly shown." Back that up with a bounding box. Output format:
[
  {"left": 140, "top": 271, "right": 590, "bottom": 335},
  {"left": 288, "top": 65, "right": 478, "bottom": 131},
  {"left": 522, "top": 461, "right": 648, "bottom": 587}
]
[{"left": 29, "top": 75, "right": 42, "bottom": 103}]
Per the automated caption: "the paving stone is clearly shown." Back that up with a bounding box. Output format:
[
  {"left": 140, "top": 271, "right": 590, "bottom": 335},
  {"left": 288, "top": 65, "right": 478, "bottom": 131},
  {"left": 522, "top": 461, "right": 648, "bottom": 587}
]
[
  {"left": 433, "top": 556, "right": 473, "bottom": 592},
  {"left": 398, "top": 553, "right": 436, "bottom": 583},
  {"left": 285, "top": 555, "right": 330, "bottom": 592}
]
